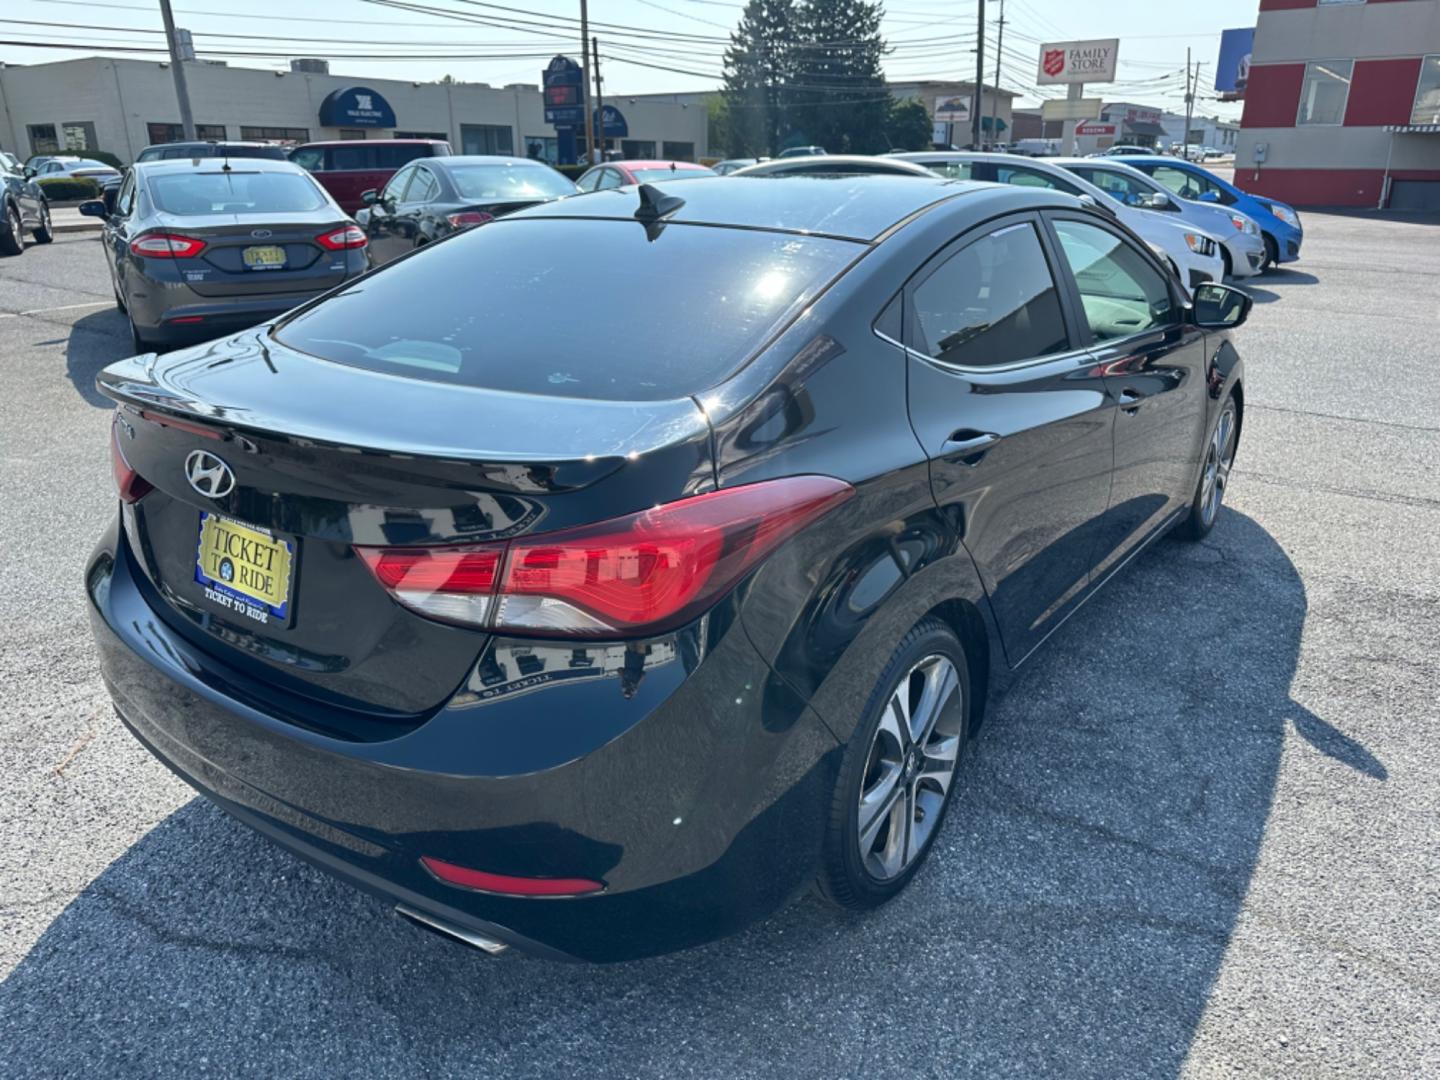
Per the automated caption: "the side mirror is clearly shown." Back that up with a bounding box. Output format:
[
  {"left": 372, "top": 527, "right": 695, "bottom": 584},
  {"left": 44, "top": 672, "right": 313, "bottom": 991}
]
[
  {"left": 23, "top": 166, "right": 37, "bottom": 179},
  {"left": 360, "top": 188, "right": 380, "bottom": 205},
  {"left": 1197, "top": 190, "right": 1221, "bottom": 204},
  {"left": 1192, "top": 282, "right": 1252, "bottom": 329},
  {"left": 78, "top": 199, "right": 108, "bottom": 219},
  {"left": 1143, "top": 192, "right": 1176, "bottom": 211}
]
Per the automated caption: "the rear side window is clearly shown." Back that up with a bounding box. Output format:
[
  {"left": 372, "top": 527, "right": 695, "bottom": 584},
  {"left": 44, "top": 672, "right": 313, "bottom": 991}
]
[
  {"left": 1051, "top": 218, "right": 1175, "bottom": 341},
  {"left": 376, "top": 145, "right": 431, "bottom": 169},
  {"left": 274, "top": 218, "right": 859, "bottom": 400},
  {"left": 910, "top": 221, "right": 1068, "bottom": 368},
  {"left": 148, "top": 171, "right": 327, "bottom": 214},
  {"left": 329, "top": 146, "right": 377, "bottom": 172},
  {"left": 994, "top": 165, "right": 1080, "bottom": 194},
  {"left": 921, "top": 161, "right": 975, "bottom": 180},
  {"left": 448, "top": 163, "right": 576, "bottom": 200}
]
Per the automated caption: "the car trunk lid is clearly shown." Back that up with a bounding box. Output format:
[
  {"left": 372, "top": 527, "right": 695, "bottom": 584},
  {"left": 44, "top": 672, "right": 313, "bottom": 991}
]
[{"left": 153, "top": 212, "right": 355, "bottom": 297}]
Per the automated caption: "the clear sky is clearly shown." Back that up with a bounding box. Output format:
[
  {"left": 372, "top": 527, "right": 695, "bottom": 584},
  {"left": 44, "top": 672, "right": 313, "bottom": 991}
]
[{"left": 0, "top": 0, "right": 1255, "bottom": 119}]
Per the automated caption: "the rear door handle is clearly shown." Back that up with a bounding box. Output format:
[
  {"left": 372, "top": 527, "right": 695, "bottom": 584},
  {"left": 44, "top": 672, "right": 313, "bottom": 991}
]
[
  {"left": 941, "top": 430, "right": 1002, "bottom": 458},
  {"left": 1118, "top": 387, "right": 1147, "bottom": 414}
]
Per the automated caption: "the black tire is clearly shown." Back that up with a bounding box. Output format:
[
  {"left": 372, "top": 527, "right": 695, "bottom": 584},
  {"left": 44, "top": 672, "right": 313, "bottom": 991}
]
[
  {"left": 32, "top": 201, "right": 53, "bottom": 244},
  {"left": 1219, "top": 247, "right": 1232, "bottom": 281},
  {"left": 1176, "top": 394, "right": 1240, "bottom": 541},
  {"left": 128, "top": 311, "right": 152, "bottom": 353},
  {"left": 0, "top": 202, "right": 23, "bottom": 256},
  {"left": 816, "top": 617, "right": 972, "bottom": 910},
  {"left": 113, "top": 282, "right": 127, "bottom": 313},
  {"left": 1260, "top": 233, "right": 1278, "bottom": 273}
]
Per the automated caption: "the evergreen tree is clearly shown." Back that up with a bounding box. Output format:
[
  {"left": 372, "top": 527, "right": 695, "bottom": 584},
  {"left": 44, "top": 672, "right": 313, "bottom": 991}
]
[
  {"left": 792, "top": 0, "right": 890, "bottom": 153},
  {"left": 885, "top": 97, "right": 934, "bottom": 151},
  {"left": 721, "top": 0, "right": 798, "bottom": 156}
]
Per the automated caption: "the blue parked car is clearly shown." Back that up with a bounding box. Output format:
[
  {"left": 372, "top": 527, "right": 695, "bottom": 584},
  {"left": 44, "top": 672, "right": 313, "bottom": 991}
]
[{"left": 1121, "top": 156, "right": 1303, "bottom": 271}]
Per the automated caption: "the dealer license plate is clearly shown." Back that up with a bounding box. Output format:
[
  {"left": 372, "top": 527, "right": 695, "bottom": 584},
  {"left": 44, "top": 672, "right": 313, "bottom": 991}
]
[
  {"left": 242, "top": 245, "right": 287, "bottom": 270},
  {"left": 194, "top": 512, "right": 295, "bottom": 624}
]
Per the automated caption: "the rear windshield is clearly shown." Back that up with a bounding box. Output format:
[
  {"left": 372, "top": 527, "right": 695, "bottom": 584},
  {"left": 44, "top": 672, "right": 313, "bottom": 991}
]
[
  {"left": 274, "top": 217, "right": 858, "bottom": 400},
  {"left": 149, "top": 171, "right": 327, "bottom": 215},
  {"left": 449, "top": 163, "right": 575, "bottom": 200}
]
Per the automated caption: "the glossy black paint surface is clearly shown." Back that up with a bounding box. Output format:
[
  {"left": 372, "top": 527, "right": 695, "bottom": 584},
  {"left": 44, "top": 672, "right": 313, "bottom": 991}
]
[{"left": 88, "top": 179, "right": 1243, "bottom": 960}]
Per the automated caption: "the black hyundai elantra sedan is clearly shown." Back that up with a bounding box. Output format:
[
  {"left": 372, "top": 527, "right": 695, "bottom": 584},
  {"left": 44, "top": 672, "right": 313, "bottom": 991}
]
[{"left": 87, "top": 176, "right": 1249, "bottom": 961}]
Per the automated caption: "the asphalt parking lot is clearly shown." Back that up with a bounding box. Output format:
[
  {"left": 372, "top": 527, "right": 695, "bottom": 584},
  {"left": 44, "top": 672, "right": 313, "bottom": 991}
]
[{"left": 2, "top": 216, "right": 1437, "bottom": 1079}]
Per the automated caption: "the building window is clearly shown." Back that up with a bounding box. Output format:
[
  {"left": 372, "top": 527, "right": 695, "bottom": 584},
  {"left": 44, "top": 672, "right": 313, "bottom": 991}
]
[
  {"left": 524, "top": 135, "right": 559, "bottom": 164},
  {"left": 621, "top": 139, "right": 656, "bottom": 158},
  {"left": 239, "top": 126, "right": 310, "bottom": 144},
  {"left": 1296, "top": 60, "right": 1353, "bottom": 126},
  {"left": 460, "top": 124, "right": 514, "bottom": 155},
  {"left": 61, "top": 121, "right": 98, "bottom": 152},
  {"left": 147, "top": 122, "right": 227, "bottom": 144},
  {"left": 393, "top": 130, "right": 448, "bottom": 140},
  {"left": 28, "top": 124, "right": 59, "bottom": 155},
  {"left": 338, "top": 128, "right": 368, "bottom": 141},
  {"left": 1413, "top": 55, "right": 1440, "bottom": 126},
  {"left": 661, "top": 141, "right": 695, "bottom": 162}
]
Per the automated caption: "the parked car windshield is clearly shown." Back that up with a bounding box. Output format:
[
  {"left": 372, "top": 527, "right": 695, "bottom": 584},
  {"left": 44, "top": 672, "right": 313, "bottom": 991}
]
[
  {"left": 274, "top": 217, "right": 858, "bottom": 400},
  {"left": 448, "top": 163, "right": 575, "bottom": 200},
  {"left": 148, "top": 171, "right": 328, "bottom": 214}
]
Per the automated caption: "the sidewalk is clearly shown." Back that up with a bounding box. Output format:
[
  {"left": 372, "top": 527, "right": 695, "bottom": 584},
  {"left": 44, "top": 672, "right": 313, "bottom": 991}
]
[{"left": 49, "top": 206, "right": 102, "bottom": 235}]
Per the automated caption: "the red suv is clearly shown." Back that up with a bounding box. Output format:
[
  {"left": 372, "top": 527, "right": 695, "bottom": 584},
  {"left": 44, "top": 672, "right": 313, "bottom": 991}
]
[{"left": 289, "top": 139, "right": 451, "bottom": 214}]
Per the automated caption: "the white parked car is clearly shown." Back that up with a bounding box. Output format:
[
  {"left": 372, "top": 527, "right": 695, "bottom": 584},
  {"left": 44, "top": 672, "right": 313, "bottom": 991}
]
[
  {"left": 892, "top": 152, "right": 1226, "bottom": 292},
  {"left": 27, "top": 156, "right": 121, "bottom": 183},
  {"left": 1050, "top": 157, "right": 1267, "bottom": 279}
]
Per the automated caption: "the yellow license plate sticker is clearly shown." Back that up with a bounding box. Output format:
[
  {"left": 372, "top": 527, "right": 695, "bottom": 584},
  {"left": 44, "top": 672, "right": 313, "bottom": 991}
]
[
  {"left": 195, "top": 513, "right": 294, "bottom": 622},
  {"left": 242, "top": 245, "right": 287, "bottom": 270}
]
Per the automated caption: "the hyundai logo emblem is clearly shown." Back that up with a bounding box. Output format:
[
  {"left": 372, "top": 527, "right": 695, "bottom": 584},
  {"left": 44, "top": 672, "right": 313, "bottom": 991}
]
[{"left": 185, "top": 450, "right": 236, "bottom": 499}]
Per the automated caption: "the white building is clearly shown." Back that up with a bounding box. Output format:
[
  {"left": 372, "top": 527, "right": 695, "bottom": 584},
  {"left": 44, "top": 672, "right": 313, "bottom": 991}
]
[
  {"left": 0, "top": 57, "right": 709, "bottom": 165},
  {"left": 1160, "top": 112, "right": 1240, "bottom": 152}
]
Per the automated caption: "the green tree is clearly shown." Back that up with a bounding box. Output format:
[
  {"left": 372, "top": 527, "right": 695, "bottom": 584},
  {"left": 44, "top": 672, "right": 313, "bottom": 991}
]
[
  {"left": 791, "top": 0, "right": 890, "bottom": 153},
  {"left": 721, "top": 0, "right": 798, "bottom": 156},
  {"left": 885, "top": 97, "right": 934, "bottom": 151}
]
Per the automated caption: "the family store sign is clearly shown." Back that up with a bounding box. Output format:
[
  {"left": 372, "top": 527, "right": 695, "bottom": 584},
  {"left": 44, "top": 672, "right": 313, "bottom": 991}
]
[{"left": 1036, "top": 39, "right": 1120, "bottom": 85}]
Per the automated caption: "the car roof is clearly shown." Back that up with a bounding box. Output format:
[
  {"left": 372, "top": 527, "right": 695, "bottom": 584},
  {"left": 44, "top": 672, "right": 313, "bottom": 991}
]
[
  {"left": 431, "top": 155, "right": 549, "bottom": 168},
  {"left": 132, "top": 158, "right": 311, "bottom": 175},
  {"left": 612, "top": 160, "right": 711, "bottom": 170},
  {"left": 737, "top": 155, "right": 935, "bottom": 176},
  {"left": 508, "top": 174, "right": 1053, "bottom": 242}
]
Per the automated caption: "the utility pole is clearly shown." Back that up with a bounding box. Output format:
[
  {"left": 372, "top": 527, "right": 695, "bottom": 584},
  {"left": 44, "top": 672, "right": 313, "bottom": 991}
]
[
  {"left": 157, "top": 0, "right": 195, "bottom": 140},
  {"left": 988, "top": 0, "right": 1005, "bottom": 148},
  {"left": 1184, "top": 47, "right": 1195, "bottom": 157},
  {"left": 971, "top": 0, "right": 985, "bottom": 149},
  {"left": 579, "top": 0, "right": 595, "bottom": 164},
  {"left": 592, "top": 37, "right": 604, "bottom": 162}
]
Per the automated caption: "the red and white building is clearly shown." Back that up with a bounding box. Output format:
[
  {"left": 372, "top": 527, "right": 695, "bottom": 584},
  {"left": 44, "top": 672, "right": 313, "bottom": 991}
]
[{"left": 1236, "top": 0, "right": 1440, "bottom": 208}]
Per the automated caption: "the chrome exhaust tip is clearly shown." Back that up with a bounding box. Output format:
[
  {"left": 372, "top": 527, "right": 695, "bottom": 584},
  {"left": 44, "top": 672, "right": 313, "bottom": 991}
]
[{"left": 395, "top": 904, "right": 510, "bottom": 956}]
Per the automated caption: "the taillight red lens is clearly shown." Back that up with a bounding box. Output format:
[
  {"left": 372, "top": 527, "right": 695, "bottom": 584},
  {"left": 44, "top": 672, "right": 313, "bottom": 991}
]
[
  {"left": 354, "top": 476, "right": 852, "bottom": 636},
  {"left": 111, "top": 416, "right": 152, "bottom": 503},
  {"left": 316, "top": 224, "right": 367, "bottom": 250},
  {"left": 129, "top": 233, "right": 206, "bottom": 258},
  {"left": 446, "top": 211, "right": 494, "bottom": 229}
]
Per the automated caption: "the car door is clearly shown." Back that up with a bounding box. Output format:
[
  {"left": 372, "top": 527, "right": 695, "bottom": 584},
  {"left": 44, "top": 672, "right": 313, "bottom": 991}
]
[
  {"left": 1046, "top": 213, "right": 1211, "bottom": 579},
  {"left": 398, "top": 164, "right": 441, "bottom": 249},
  {"left": 901, "top": 213, "right": 1116, "bottom": 664},
  {"left": 365, "top": 163, "right": 416, "bottom": 265},
  {"left": 102, "top": 171, "right": 138, "bottom": 303}
]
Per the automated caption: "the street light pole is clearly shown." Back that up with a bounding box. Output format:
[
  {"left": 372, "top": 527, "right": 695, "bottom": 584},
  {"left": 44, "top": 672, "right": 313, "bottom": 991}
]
[
  {"left": 592, "top": 36, "right": 604, "bottom": 162},
  {"left": 988, "top": 0, "right": 1005, "bottom": 148},
  {"left": 157, "top": 0, "right": 195, "bottom": 140},
  {"left": 579, "top": 0, "right": 595, "bottom": 164},
  {"left": 972, "top": 0, "right": 985, "bottom": 149}
]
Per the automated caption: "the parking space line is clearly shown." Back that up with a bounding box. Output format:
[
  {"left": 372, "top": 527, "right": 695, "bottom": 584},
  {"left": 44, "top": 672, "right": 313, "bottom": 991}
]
[{"left": 0, "top": 300, "right": 113, "bottom": 320}]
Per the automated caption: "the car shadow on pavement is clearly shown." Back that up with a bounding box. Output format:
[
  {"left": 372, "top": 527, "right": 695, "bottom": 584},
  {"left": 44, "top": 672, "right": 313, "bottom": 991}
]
[
  {"left": 1241, "top": 269, "right": 1319, "bottom": 305},
  {"left": 0, "top": 510, "right": 1382, "bottom": 1078},
  {"left": 63, "top": 307, "right": 134, "bottom": 408}
]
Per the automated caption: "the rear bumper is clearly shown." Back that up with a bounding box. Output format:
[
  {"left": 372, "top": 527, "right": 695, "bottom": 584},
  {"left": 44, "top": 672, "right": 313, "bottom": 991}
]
[{"left": 86, "top": 515, "right": 839, "bottom": 961}]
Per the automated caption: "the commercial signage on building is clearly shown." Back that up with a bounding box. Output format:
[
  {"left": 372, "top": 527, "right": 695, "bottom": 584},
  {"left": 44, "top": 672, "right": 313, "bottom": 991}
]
[
  {"left": 1215, "top": 27, "right": 1254, "bottom": 97},
  {"left": 934, "top": 95, "right": 971, "bottom": 123},
  {"left": 1037, "top": 39, "right": 1119, "bottom": 85},
  {"left": 317, "top": 86, "right": 397, "bottom": 128},
  {"left": 1042, "top": 97, "right": 1103, "bottom": 122},
  {"left": 1076, "top": 122, "right": 1116, "bottom": 136},
  {"left": 543, "top": 55, "right": 586, "bottom": 127},
  {"left": 594, "top": 104, "right": 628, "bottom": 138}
]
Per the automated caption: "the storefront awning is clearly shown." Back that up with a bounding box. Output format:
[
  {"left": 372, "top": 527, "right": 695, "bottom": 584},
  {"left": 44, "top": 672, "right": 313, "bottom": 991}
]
[
  {"left": 1123, "top": 120, "right": 1168, "bottom": 137},
  {"left": 980, "top": 116, "right": 1008, "bottom": 132}
]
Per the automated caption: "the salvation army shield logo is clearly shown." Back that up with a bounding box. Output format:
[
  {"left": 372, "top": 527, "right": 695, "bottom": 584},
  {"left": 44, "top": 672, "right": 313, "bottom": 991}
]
[{"left": 1043, "top": 49, "right": 1066, "bottom": 77}]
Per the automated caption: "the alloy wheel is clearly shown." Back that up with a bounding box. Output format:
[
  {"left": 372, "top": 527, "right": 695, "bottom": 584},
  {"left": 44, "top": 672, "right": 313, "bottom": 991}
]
[
  {"left": 1200, "top": 403, "right": 1238, "bottom": 527},
  {"left": 856, "top": 654, "right": 965, "bottom": 881}
]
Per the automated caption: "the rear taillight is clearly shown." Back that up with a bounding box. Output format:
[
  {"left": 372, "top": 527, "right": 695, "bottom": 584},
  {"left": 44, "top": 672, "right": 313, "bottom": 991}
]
[
  {"left": 129, "top": 233, "right": 205, "bottom": 258},
  {"left": 355, "top": 475, "right": 852, "bottom": 636},
  {"left": 446, "top": 211, "right": 494, "bottom": 229},
  {"left": 111, "top": 416, "right": 152, "bottom": 503},
  {"left": 316, "top": 224, "right": 367, "bottom": 250}
]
